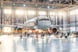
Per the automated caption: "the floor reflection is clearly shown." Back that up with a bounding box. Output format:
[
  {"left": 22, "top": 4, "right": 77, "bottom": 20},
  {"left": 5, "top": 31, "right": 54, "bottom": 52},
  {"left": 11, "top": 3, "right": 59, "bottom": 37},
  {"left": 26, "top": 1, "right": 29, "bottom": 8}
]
[{"left": 0, "top": 35, "right": 78, "bottom": 52}]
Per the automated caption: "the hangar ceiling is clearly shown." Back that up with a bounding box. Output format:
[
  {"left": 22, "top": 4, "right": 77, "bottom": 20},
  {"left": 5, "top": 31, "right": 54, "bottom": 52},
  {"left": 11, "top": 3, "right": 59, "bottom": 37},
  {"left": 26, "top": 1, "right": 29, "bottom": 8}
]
[{"left": 0, "top": 0, "right": 78, "bottom": 10}]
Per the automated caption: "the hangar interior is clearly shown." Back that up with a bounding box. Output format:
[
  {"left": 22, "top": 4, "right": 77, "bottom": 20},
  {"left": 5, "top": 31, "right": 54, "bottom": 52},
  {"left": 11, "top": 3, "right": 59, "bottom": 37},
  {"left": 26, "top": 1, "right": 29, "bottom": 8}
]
[
  {"left": 0, "top": 0, "right": 78, "bottom": 52},
  {"left": 0, "top": 0, "right": 78, "bottom": 34}
]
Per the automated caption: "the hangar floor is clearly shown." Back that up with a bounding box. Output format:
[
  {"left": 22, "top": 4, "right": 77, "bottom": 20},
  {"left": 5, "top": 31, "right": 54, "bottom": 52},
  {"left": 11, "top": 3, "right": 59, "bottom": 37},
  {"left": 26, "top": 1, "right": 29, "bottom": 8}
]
[{"left": 0, "top": 35, "right": 78, "bottom": 52}]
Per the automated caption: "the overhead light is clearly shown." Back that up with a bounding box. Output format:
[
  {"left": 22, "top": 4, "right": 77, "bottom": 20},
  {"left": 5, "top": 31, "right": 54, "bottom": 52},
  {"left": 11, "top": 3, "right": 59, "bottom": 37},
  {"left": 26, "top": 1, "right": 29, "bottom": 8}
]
[
  {"left": 49, "top": 12, "right": 56, "bottom": 15},
  {"left": 58, "top": 12, "right": 63, "bottom": 16},
  {"left": 4, "top": 9, "right": 12, "bottom": 14},
  {"left": 38, "top": 11, "right": 47, "bottom": 15},
  {"left": 28, "top": 10, "right": 36, "bottom": 15},
  {"left": 70, "top": 9, "right": 78, "bottom": 15},
  {"left": 47, "top": 6, "right": 50, "bottom": 9},
  {"left": 58, "top": 11, "right": 66, "bottom": 16},
  {"left": 15, "top": 9, "right": 25, "bottom": 15},
  {"left": 23, "top": 4, "right": 26, "bottom": 7}
]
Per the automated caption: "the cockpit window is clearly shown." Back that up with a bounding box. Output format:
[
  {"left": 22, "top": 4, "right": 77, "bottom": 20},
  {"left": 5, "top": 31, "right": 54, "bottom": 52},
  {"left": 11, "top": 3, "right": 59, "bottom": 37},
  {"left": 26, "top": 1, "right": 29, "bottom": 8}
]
[{"left": 38, "top": 19, "right": 49, "bottom": 21}]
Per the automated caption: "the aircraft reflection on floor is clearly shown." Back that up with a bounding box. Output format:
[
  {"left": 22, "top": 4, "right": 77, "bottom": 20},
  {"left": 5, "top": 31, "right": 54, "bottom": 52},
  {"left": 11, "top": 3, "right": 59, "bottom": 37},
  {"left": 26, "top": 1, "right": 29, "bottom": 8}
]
[{"left": 0, "top": 35, "right": 78, "bottom": 52}]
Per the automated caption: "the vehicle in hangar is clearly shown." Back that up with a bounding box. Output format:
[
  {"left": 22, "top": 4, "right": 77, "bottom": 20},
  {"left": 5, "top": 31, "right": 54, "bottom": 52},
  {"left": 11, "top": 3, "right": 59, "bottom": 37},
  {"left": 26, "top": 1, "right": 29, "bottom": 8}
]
[{"left": 24, "top": 16, "right": 54, "bottom": 29}]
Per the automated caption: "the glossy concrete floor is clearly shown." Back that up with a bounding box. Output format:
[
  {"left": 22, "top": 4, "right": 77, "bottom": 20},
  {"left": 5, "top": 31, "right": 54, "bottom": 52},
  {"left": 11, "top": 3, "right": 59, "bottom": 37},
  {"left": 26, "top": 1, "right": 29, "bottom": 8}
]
[{"left": 0, "top": 35, "right": 78, "bottom": 52}]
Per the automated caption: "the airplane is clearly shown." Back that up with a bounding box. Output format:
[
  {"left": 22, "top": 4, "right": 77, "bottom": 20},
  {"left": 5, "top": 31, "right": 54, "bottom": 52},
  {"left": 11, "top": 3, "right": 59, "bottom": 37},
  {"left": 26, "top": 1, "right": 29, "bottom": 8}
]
[{"left": 24, "top": 16, "right": 53, "bottom": 29}]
